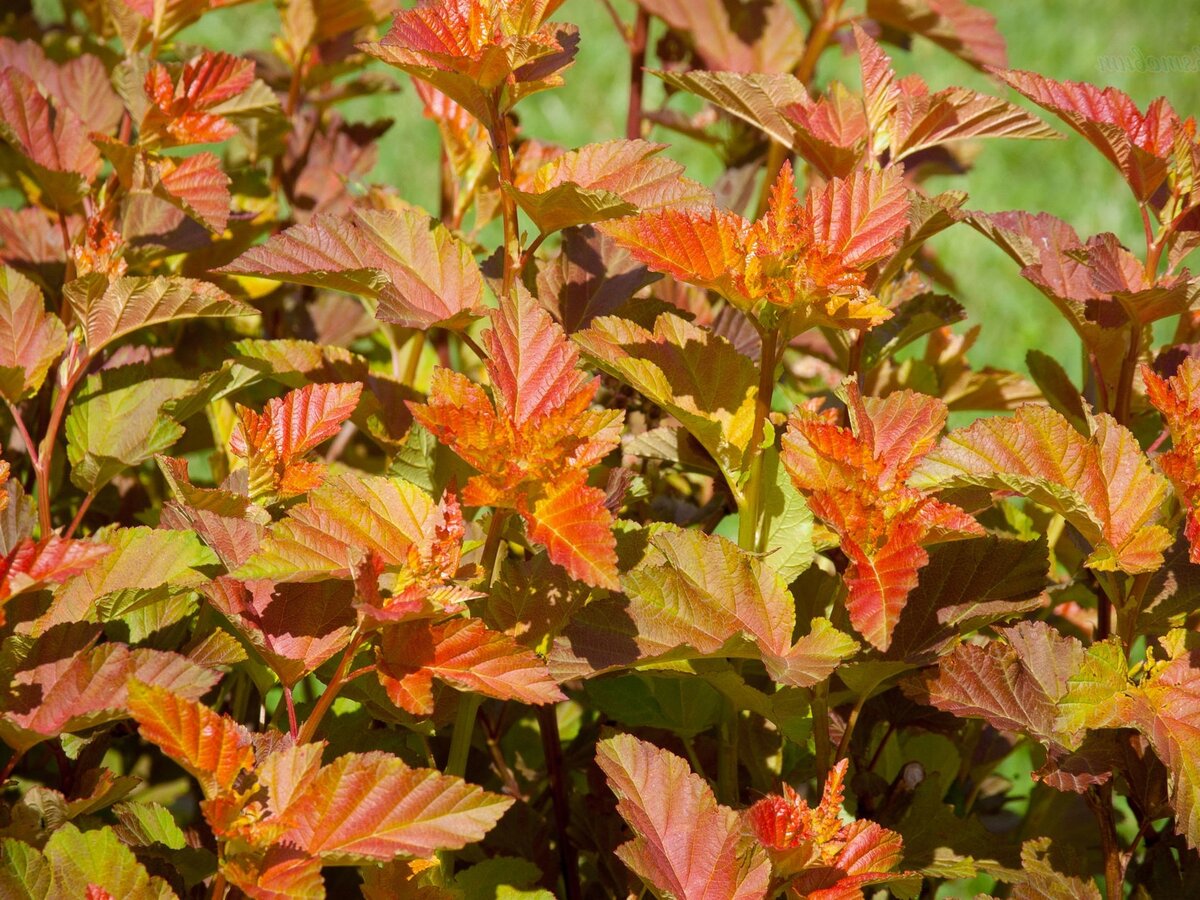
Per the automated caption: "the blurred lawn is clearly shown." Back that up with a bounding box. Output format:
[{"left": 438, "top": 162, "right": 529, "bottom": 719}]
[{"left": 180, "top": 1, "right": 1200, "bottom": 375}]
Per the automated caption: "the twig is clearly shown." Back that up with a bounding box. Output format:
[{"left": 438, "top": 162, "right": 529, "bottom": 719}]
[
  {"left": 625, "top": 8, "right": 649, "bottom": 141},
  {"left": 537, "top": 704, "right": 582, "bottom": 900}
]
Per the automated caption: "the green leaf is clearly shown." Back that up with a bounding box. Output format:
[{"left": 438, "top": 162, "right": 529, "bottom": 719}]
[
  {"left": 759, "top": 445, "right": 815, "bottom": 583},
  {"left": 551, "top": 527, "right": 855, "bottom": 686},
  {"left": 584, "top": 672, "right": 723, "bottom": 737},
  {"left": 49, "top": 526, "right": 219, "bottom": 625},
  {"left": 575, "top": 313, "right": 759, "bottom": 488},
  {"left": 111, "top": 801, "right": 187, "bottom": 850},
  {"left": 860, "top": 293, "right": 965, "bottom": 371},
  {"left": 1026, "top": 349, "right": 1088, "bottom": 434},
  {"left": 65, "top": 370, "right": 192, "bottom": 493}
]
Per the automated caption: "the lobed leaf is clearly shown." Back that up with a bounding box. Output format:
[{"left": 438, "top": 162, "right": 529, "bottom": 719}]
[
  {"left": 64, "top": 274, "right": 251, "bottom": 355},
  {"left": 127, "top": 681, "right": 254, "bottom": 797},
  {"left": 912, "top": 403, "right": 1172, "bottom": 574},
  {"left": 220, "top": 207, "right": 485, "bottom": 330},
  {"left": 283, "top": 751, "right": 513, "bottom": 862},
  {"left": 597, "top": 733, "right": 771, "bottom": 898},
  {"left": 0, "top": 265, "right": 65, "bottom": 402},
  {"left": 375, "top": 617, "right": 565, "bottom": 716}
]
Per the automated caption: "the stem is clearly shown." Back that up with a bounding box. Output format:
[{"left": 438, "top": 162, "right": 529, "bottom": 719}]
[
  {"left": 443, "top": 510, "right": 511, "bottom": 778},
  {"left": 537, "top": 704, "right": 582, "bottom": 900},
  {"left": 1086, "top": 784, "right": 1124, "bottom": 900},
  {"left": 835, "top": 691, "right": 869, "bottom": 761},
  {"left": 625, "top": 8, "right": 649, "bottom": 141},
  {"left": 284, "top": 686, "right": 298, "bottom": 740},
  {"left": 681, "top": 736, "right": 708, "bottom": 783},
  {"left": 717, "top": 702, "right": 740, "bottom": 805},
  {"left": 1111, "top": 324, "right": 1141, "bottom": 425},
  {"left": 5, "top": 401, "right": 35, "bottom": 460},
  {"left": 404, "top": 331, "right": 425, "bottom": 386},
  {"left": 209, "top": 871, "right": 227, "bottom": 900},
  {"left": 297, "top": 628, "right": 364, "bottom": 743},
  {"left": 482, "top": 708, "right": 525, "bottom": 800},
  {"left": 487, "top": 104, "right": 521, "bottom": 298},
  {"left": 812, "top": 681, "right": 832, "bottom": 789},
  {"left": 36, "top": 359, "right": 91, "bottom": 536},
  {"left": 738, "top": 327, "right": 779, "bottom": 551},
  {"left": 458, "top": 330, "right": 487, "bottom": 364},
  {"left": 1119, "top": 572, "right": 1152, "bottom": 654},
  {"left": 63, "top": 490, "right": 96, "bottom": 540},
  {"left": 795, "top": 0, "right": 844, "bottom": 86},
  {"left": 444, "top": 693, "right": 482, "bottom": 779},
  {"left": 517, "top": 232, "right": 549, "bottom": 277},
  {"left": 0, "top": 749, "right": 23, "bottom": 783}
]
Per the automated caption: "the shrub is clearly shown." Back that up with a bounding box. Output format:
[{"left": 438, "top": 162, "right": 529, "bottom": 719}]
[{"left": 0, "top": 0, "right": 1197, "bottom": 897}]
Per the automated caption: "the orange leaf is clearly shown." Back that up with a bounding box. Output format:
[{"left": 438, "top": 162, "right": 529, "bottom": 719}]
[
  {"left": 782, "top": 382, "right": 982, "bottom": 650},
  {"left": 408, "top": 292, "right": 622, "bottom": 588},
  {"left": 230, "top": 382, "right": 362, "bottom": 503},
  {"left": 375, "top": 617, "right": 565, "bottom": 716},
  {"left": 127, "top": 681, "right": 254, "bottom": 798},
  {"left": 521, "top": 470, "right": 619, "bottom": 591}
]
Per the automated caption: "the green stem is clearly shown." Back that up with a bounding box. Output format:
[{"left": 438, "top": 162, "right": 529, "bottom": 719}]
[
  {"left": 738, "top": 327, "right": 779, "bottom": 552},
  {"left": 403, "top": 331, "right": 425, "bottom": 386},
  {"left": 487, "top": 102, "right": 521, "bottom": 299},
  {"left": 445, "top": 693, "right": 482, "bottom": 779},
  {"left": 812, "top": 681, "right": 832, "bottom": 789}
]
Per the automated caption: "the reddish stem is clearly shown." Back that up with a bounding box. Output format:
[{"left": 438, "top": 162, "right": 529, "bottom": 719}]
[
  {"left": 625, "top": 9, "right": 648, "bottom": 141},
  {"left": 284, "top": 686, "right": 299, "bottom": 740},
  {"left": 63, "top": 490, "right": 96, "bottom": 540},
  {"left": 297, "top": 629, "right": 365, "bottom": 743}
]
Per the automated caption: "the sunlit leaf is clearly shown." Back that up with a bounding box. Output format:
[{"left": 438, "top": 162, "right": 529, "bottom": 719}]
[
  {"left": 375, "top": 617, "right": 564, "bottom": 716},
  {"left": 0, "top": 265, "right": 65, "bottom": 402},
  {"left": 783, "top": 382, "right": 982, "bottom": 650},
  {"left": 220, "top": 207, "right": 485, "bottom": 330},
  {"left": 596, "top": 733, "right": 771, "bottom": 899},
  {"left": 913, "top": 403, "right": 1172, "bottom": 574}
]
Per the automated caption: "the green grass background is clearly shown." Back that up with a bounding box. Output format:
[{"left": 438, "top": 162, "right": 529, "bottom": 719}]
[{"left": 183, "top": 0, "right": 1200, "bottom": 376}]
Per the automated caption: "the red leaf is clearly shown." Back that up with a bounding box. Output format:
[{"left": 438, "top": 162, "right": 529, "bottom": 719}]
[
  {"left": 595, "top": 733, "right": 771, "bottom": 899},
  {"left": 1144, "top": 358, "right": 1200, "bottom": 563},
  {"left": 219, "top": 207, "right": 486, "bottom": 330},
  {"left": 806, "top": 166, "right": 909, "bottom": 268},
  {"left": 602, "top": 162, "right": 903, "bottom": 331},
  {"left": 409, "top": 291, "right": 623, "bottom": 588},
  {"left": 0, "top": 535, "right": 111, "bottom": 604},
  {"left": 0, "top": 68, "right": 100, "bottom": 207},
  {"left": 155, "top": 152, "right": 231, "bottom": 233},
  {"left": 0, "top": 630, "right": 219, "bottom": 753},
  {"left": 997, "top": 69, "right": 1182, "bottom": 200},
  {"left": 868, "top": 0, "right": 1007, "bottom": 69},
  {"left": 142, "top": 51, "right": 255, "bottom": 146},
  {"left": 203, "top": 577, "right": 356, "bottom": 687},
  {"left": 913, "top": 402, "right": 1172, "bottom": 574},
  {"left": 375, "top": 617, "right": 565, "bottom": 716}
]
